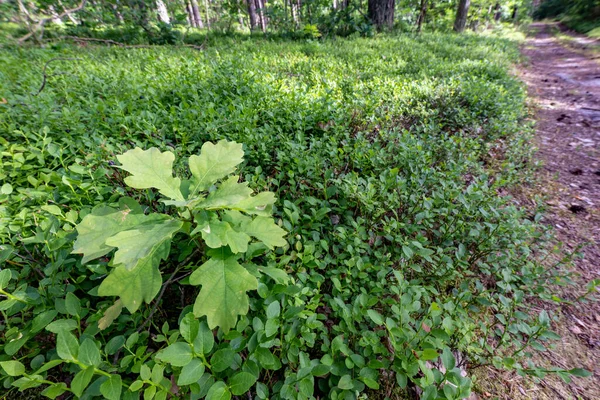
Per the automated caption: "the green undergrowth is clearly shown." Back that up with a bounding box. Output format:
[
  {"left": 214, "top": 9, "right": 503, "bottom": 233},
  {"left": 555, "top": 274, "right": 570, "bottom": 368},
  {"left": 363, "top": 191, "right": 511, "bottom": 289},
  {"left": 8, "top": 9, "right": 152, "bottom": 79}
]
[{"left": 0, "top": 32, "right": 588, "bottom": 400}]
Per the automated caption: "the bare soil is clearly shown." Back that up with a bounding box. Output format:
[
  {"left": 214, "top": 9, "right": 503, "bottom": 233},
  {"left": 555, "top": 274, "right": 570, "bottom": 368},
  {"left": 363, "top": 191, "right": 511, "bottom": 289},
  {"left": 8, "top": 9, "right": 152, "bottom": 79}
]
[{"left": 476, "top": 22, "right": 600, "bottom": 400}]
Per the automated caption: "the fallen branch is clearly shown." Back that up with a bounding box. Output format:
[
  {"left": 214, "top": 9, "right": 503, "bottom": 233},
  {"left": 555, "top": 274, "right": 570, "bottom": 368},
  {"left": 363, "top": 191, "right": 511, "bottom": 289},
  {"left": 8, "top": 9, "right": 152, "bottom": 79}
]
[{"left": 34, "top": 57, "right": 81, "bottom": 96}]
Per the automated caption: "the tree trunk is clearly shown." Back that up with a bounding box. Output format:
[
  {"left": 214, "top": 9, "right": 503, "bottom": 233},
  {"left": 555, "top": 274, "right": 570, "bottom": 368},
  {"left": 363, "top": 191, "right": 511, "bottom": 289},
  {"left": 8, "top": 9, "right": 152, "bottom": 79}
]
[
  {"left": 256, "top": 0, "right": 266, "bottom": 31},
  {"left": 204, "top": 0, "right": 210, "bottom": 29},
  {"left": 493, "top": 2, "right": 501, "bottom": 21},
  {"left": 156, "top": 0, "right": 170, "bottom": 24},
  {"left": 191, "top": 0, "right": 204, "bottom": 27},
  {"left": 453, "top": 0, "right": 470, "bottom": 32},
  {"left": 367, "top": 0, "right": 394, "bottom": 30},
  {"left": 248, "top": 0, "right": 258, "bottom": 30},
  {"left": 511, "top": 6, "right": 518, "bottom": 20},
  {"left": 416, "top": 0, "right": 428, "bottom": 33}
]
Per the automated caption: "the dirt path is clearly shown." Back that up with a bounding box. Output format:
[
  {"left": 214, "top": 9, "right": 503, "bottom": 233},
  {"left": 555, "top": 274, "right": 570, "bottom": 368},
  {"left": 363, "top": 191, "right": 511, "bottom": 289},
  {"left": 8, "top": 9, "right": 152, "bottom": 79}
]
[{"left": 513, "top": 22, "right": 600, "bottom": 399}]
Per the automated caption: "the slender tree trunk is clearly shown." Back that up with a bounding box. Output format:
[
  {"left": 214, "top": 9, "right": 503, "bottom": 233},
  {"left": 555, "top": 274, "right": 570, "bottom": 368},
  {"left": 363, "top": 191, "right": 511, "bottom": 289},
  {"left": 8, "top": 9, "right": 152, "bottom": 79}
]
[
  {"left": 247, "top": 0, "right": 258, "bottom": 30},
  {"left": 204, "top": 0, "right": 210, "bottom": 29},
  {"left": 156, "top": 0, "right": 170, "bottom": 23},
  {"left": 367, "top": 0, "right": 394, "bottom": 30},
  {"left": 416, "top": 0, "right": 428, "bottom": 33},
  {"left": 511, "top": 5, "right": 518, "bottom": 20},
  {"left": 191, "top": 0, "right": 204, "bottom": 27},
  {"left": 453, "top": 0, "right": 470, "bottom": 32}
]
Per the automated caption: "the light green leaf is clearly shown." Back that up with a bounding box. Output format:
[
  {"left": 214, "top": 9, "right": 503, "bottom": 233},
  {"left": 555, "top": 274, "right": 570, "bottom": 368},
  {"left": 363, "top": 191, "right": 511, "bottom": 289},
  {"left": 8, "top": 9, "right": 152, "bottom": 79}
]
[
  {"left": 240, "top": 217, "right": 287, "bottom": 249},
  {"left": 105, "top": 219, "right": 182, "bottom": 270},
  {"left": 156, "top": 342, "right": 193, "bottom": 367},
  {"left": 71, "top": 366, "right": 95, "bottom": 397},
  {"left": 189, "top": 140, "right": 244, "bottom": 193},
  {"left": 0, "top": 360, "right": 25, "bottom": 376},
  {"left": 338, "top": 374, "right": 354, "bottom": 390},
  {"left": 100, "top": 374, "right": 122, "bottom": 400},
  {"left": 56, "top": 331, "right": 79, "bottom": 361},
  {"left": 1, "top": 183, "right": 13, "bottom": 195},
  {"left": 197, "top": 176, "right": 252, "bottom": 209},
  {"left": 190, "top": 257, "right": 258, "bottom": 332},
  {"left": 177, "top": 358, "right": 205, "bottom": 386},
  {"left": 205, "top": 381, "right": 232, "bottom": 400},
  {"left": 229, "top": 372, "right": 257, "bottom": 395},
  {"left": 98, "top": 243, "right": 165, "bottom": 313},
  {"left": 117, "top": 147, "right": 183, "bottom": 200},
  {"left": 73, "top": 207, "right": 168, "bottom": 264},
  {"left": 231, "top": 192, "right": 276, "bottom": 216}
]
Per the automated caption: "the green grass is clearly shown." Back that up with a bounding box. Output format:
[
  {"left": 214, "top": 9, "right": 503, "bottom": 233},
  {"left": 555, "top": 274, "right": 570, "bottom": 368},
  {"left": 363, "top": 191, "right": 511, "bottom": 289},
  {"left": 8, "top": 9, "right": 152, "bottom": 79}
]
[{"left": 0, "top": 32, "right": 575, "bottom": 399}]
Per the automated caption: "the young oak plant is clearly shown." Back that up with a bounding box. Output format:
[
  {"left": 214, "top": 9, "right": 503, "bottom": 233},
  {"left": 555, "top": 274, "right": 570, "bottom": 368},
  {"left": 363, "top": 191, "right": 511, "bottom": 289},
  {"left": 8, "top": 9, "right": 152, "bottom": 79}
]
[{"left": 72, "top": 140, "right": 287, "bottom": 332}]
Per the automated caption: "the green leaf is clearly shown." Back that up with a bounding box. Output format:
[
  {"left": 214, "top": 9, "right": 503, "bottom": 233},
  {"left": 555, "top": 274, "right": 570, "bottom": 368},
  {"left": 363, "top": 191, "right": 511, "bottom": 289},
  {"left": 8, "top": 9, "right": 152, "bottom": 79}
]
[
  {"left": 46, "top": 318, "right": 78, "bottom": 333},
  {"left": 0, "top": 360, "right": 25, "bottom": 376},
  {"left": 240, "top": 217, "right": 286, "bottom": 249},
  {"left": 210, "top": 348, "right": 235, "bottom": 373},
  {"left": 177, "top": 358, "right": 205, "bottom": 386},
  {"left": 229, "top": 372, "right": 257, "bottom": 395},
  {"left": 117, "top": 147, "right": 183, "bottom": 200},
  {"left": 367, "top": 309, "right": 384, "bottom": 325},
  {"left": 0, "top": 269, "right": 11, "bottom": 289},
  {"left": 190, "top": 257, "right": 258, "bottom": 332},
  {"left": 311, "top": 364, "right": 330, "bottom": 377},
  {"left": 1, "top": 183, "right": 13, "bottom": 195},
  {"left": 156, "top": 342, "right": 193, "bottom": 367},
  {"left": 41, "top": 383, "right": 68, "bottom": 399},
  {"left": 129, "top": 380, "right": 143, "bottom": 392},
  {"left": 205, "top": 381, "right": 232, "bottom": 400},
  {"left": 100, "top": 374, "right": 122, "bottom": 400},
  {"left": 105, "top": 219, "right": 182, "bottom": 270},
  {"left": 56, "top": 331, "right": 79, "bottom": 361},
  {"left": 441, "top": 348, "right": 456, "bottom": 371},
  {"left": 266, "top": 301, "right": 281, "bottom": 319},
  {"left": 568, "top": 368, "right": 592, "bottom": 377},
  {"left": 338, "top": 374, "right": 354, "bottom": 390},
  {"left": 197, "top": 176, "right": 253, "bottom": 209},
  {"left": 200, "top": 219, "right": 250, "bottom": 253},
  {"left": 98, "top": 242, "right": 166, "bottom": 313},
  {"left": 189, "top": 140, "right": 244, "bottom": 193},
  {"left": 193, "top": 321, "right": 215, "bottom": 354},
  {"left": 79, "top": 339, "right": 101, "bottom": 367},
  {"left": 65, "top": 292, "right": 81, "bottom": 317},
  {"left": 71, "top": 366, "right": 95, "bottom": 397},
  {"left": 73, "top": 207, "right": 168, "bottom": 264},
  {"left": 420, "top": 348, "right": 439, "bottom": 361},
  {"left": 180, "top": 312, "right": 199, "bottom": 343}
]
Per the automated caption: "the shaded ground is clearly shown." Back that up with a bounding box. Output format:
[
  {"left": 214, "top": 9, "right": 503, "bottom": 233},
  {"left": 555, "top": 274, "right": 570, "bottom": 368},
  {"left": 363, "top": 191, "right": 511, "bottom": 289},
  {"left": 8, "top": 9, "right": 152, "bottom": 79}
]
[{"left": 477, "top": 22, "right": 600, "bottom": 400}]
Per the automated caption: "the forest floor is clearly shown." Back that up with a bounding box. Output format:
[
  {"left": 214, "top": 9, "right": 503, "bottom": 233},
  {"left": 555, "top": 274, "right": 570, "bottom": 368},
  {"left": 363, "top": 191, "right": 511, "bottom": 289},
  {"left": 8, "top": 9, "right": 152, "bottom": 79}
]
[{"left": 477, "top": 22, "right": 600, "bottom": 400}]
